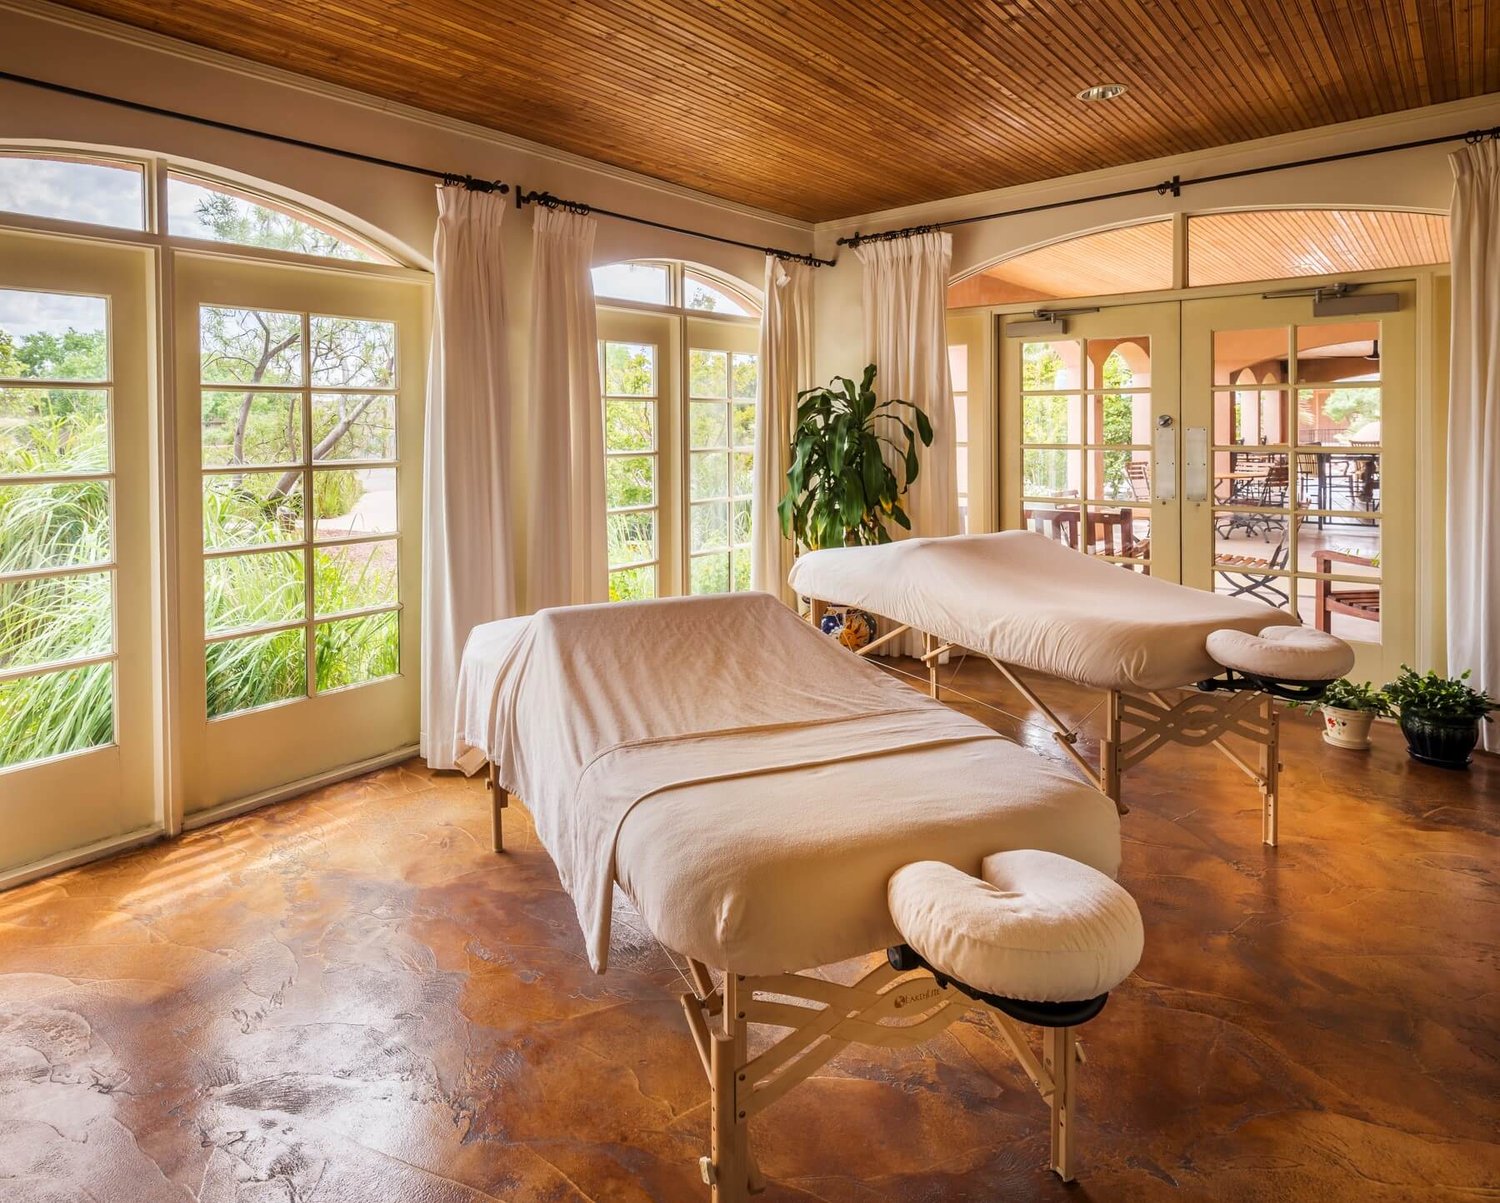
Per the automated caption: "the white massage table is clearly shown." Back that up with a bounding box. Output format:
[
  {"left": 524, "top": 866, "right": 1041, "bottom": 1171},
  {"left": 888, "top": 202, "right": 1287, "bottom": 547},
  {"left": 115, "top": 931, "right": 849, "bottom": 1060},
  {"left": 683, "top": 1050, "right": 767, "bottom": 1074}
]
[
  {"left": 789, "top": 532, "right": 1354, "bottom": 846},
  {"left": 453, "top": 592, "right": 1145, "bottom": 1200}
]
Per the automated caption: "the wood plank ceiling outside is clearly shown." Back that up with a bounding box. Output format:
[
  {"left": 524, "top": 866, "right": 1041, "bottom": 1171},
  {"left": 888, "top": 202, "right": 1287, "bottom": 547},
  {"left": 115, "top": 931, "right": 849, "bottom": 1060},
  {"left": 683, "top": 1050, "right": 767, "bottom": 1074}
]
[
  {"left": 948, "top": 209, "right": 1451, "bottom": 305},
  {"left": 46, "top": 0, "right": 1500, "bottom": 222}
]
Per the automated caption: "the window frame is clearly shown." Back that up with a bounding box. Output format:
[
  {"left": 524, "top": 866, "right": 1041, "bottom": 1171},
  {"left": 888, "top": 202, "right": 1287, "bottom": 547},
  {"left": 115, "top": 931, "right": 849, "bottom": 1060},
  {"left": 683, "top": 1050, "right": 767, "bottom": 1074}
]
[{"left": 595, "top": 260, "right": 761, "bottom": 599}]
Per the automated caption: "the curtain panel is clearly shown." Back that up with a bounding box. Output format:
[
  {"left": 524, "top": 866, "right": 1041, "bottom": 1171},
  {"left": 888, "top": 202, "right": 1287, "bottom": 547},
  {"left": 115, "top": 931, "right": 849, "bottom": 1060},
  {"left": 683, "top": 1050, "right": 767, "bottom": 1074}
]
[
  {"left": 420, "top": 187, "right": 516, "bottom": 770},
  {"left": 751, "top": 255, "right": 814, "bottom": 607},
  {"left": 526, "top": 207, "right": 607, "bottom": 611},
  {"left": 1448, "top": 139, "right": 1500, "bottom": 751},
  {"left": 857, "top": 231, "right": 960, "bottom": 655}
]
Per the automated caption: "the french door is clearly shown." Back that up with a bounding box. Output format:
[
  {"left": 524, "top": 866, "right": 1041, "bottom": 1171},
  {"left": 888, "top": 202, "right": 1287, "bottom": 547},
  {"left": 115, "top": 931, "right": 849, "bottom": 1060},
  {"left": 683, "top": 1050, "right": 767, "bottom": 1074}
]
[
  {"left": 998, "top": 284, "right": 1414, "bottom": 680},
  {"left": 598, "top": 304, "right": 761, "bottom": 598},
  {"left": 173, "top": 253, "right": 427, "bottom": 815},
  {"left": 0, "top": 232, "right": 157, "bottom": 871},
  {"left": 999, "top": 301, "right": 1182, "bottom": 579},
  {"left": 1181, "top": 285, "right": 1413, "bottom": 682}
]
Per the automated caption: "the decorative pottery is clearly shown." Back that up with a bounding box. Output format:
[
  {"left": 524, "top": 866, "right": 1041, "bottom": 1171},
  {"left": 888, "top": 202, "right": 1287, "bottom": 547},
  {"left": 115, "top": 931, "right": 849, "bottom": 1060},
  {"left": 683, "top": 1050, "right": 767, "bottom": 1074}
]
[
  {"left": 1321, "top": 705, "right": 1375, "bottom": 750},
  {"left": 1398, "top": 711, "right": 1480, "bottom": 769},
  {"left": 819, "top": 612, "right": 844, "bottom": 637},
  {"left": 837, "top": 609, "right": 877, "bottom": 651}
]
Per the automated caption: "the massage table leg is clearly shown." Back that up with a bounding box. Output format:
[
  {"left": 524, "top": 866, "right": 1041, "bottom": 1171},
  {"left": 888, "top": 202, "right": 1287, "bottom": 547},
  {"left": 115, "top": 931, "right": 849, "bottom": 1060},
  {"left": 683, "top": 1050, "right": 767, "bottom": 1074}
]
[
  {"left": 1101, "top": 692, "right": 1123, "bottom": 808},
  {"left": 1043, "top": 1027, "right": 1079, "bottom": 1181},
  {"left": 1259, "top": 699, "right": 1281, "bottom": 847},
  {"left": 924, "top": 632, "right": 939, "bottom": 699},
  {"left": 708, "top": 974, "right": 752, "bottom": 1203},
  {"left": 809, "top": 597, "right": 827, "bottom": 628},
  {"left": 486, "top": 763, "right": 508, "bottom": 853}
]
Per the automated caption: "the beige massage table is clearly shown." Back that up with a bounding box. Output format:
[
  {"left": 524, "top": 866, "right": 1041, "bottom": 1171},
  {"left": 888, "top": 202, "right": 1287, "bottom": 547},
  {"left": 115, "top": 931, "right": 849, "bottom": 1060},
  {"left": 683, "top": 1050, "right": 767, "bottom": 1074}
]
[
  {"left": 789, "top": 531, "right": 1354, "bottom": 846},
  {"left": 453, "top": 593, "right": 1145, "bottom": 1200}
]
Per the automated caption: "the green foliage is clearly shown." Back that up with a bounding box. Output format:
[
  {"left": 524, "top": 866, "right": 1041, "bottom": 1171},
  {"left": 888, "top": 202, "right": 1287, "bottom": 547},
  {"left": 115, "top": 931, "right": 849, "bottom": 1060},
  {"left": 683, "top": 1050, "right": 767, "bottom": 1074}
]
[
  {"left": 778, "top": 365, "right": 933, "bottom": 550},
  {"left": 1382, "top": 666, "right": 1497, "bottom": 722},
  {"left": 1293, "top": 678, "right": 1391, "bottom": 715},
  {"left": 0, "top": 290, "right": 396, "bottom": 764}
]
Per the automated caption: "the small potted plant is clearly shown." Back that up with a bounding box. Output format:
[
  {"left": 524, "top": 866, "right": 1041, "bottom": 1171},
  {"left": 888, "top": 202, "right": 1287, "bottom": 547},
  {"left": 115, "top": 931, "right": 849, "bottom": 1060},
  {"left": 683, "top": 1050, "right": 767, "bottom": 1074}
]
[
  {"left": 1382, "top": 665, "right": 1497, "bottom": 769},
  {"left": 1296, "top": 679, "right": 1390, "bottom": 750}
]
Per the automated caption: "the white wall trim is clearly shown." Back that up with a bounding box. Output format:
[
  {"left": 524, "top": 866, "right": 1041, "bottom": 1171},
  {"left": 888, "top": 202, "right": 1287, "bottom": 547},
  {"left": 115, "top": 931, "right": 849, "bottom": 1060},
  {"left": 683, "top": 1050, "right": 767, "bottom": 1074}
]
[
  {"left": 0, "top": 744, "right": 422, "bottom": 891},
  {"left": 181, "top": 744, "right": 421, "bottom": 831},
  {"left": 0, "top": 824, "right": 164, "bottom": 893},
  {"left": 0, "top": 0, "right": 814, "bottom": 237}
]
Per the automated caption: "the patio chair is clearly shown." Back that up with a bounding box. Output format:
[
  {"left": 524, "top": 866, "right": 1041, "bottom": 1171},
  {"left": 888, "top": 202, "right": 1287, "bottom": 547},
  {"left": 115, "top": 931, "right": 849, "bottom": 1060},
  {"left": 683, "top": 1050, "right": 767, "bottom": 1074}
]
[
  {"left": 1125, "top": 461, "right": 1151, "bottom": 503},
  {"left": 1022, "top": 505, "right": 1079, "bottom": 549},
  {"left": 1314, "top": 550, "right": 1380, "bottom": 631},
  {"left": 1215, "top": 535, "right": 1291, "bottom": 607}
]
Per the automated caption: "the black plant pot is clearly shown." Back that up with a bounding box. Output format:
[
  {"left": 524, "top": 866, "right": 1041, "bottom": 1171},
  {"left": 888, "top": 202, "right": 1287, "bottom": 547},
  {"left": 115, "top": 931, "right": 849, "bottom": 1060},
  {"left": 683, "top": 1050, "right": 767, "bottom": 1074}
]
[{"left": 1398, "top": 711, "right": 1480, "bottom": 769}]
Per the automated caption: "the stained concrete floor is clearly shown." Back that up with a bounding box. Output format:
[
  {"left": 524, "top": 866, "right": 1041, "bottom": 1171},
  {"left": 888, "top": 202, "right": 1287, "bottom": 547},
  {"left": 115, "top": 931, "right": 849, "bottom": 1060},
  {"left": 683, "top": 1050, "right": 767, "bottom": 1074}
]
[{"left": 1, "top": 659, "right": 1496, "bottom": 1202}]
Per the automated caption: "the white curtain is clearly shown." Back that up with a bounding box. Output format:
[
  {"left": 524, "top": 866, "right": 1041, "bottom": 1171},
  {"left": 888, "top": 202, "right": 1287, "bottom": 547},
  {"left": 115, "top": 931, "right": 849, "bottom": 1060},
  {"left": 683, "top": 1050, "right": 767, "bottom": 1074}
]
[
  {"left": 751, "top": 255, "right": 814, "bottom": 606},
  {"left": 857, "top": 231, "right": 960, "bottom": 654},
  {"left": 421, "top": 187, "right": 516, "bottom": 770},
  {"left": 1448, "top": 139, "right": 1500, "bottom": 751},
  {"left": 526, "top": 206, "right": 607, "bottom": 610}
]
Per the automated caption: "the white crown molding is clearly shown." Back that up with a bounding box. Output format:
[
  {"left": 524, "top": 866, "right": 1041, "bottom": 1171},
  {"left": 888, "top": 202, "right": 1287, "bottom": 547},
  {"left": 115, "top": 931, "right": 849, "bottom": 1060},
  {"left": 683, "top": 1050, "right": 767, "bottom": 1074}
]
[
  {"left": 0, "top": 0, "right": 814, "bottom": 236},
  {"left": 815, "top": 92, "right": 1500, "bottom": 236}
]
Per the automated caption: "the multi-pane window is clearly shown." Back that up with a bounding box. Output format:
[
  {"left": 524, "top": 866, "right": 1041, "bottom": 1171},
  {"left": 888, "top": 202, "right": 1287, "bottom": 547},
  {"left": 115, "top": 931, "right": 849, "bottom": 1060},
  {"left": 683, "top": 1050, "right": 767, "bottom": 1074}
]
[
  {"left": 595, "top": 261, "right": 761, "bottom": 600},
  {"left": 0, "top": 288, "right": 116, "bottom": 767},
  {"left": 688, "top": 347, "right": 757, "bottom": 593},
  {"left": 1210, "top": 322, "right": 1384, "bottom": 641},
  {"left": 1019, "top": 337, "right": 1153, "bottom": 570},
  {"left": 602, "top": 340, "right": 659, "bottom": 601},
  {"left": 199, "top": 305, "right": 401, "bottom": 717},
  {"left": 949, "top": 344, "right": 970, "bottom": 531}
]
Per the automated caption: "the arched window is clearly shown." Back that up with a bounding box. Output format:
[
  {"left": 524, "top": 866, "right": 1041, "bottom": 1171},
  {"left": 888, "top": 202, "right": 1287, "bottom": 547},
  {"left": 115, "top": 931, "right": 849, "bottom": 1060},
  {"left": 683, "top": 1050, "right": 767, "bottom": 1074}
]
[
  {"left": 592, "top": 260, "right": 761, "bottom": 600},
  {"left": 949, "top": 209, "right": 1449, "bottom": 307}
]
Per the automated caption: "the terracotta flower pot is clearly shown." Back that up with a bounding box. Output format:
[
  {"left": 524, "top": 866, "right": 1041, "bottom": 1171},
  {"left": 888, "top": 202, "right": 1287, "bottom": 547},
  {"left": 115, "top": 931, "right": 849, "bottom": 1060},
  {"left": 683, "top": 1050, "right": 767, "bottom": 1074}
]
[
  {"left": 1398, "top": 711, "right": 1480, "bottom": 769},
  {"left": 1321, "top": 705, "right": 1375, "bottom": 750}
]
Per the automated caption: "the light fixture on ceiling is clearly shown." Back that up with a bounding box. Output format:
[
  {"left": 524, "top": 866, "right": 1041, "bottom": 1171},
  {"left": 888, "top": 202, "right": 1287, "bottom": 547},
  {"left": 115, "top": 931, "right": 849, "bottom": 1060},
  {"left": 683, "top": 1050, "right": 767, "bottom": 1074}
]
[{"left": 1076, "top": 83, "right": 1128, "bottom": 102}]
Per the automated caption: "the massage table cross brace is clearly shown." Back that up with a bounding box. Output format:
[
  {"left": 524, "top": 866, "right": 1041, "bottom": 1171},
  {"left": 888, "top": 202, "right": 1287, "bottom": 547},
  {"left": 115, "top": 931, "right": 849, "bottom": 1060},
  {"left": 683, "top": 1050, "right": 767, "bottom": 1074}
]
[{"left": 683, "top": 958, "right": 1085, "bottom": 1203}]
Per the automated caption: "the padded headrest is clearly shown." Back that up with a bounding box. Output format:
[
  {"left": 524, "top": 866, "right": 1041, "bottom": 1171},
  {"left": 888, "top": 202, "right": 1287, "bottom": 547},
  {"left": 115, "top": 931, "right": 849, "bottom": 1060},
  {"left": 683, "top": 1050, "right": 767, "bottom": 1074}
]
[
  {"left": 887, "top": 851, "right": 1144, "bottom": 1004},
  {"left": 1205, "top": 624, "right": 1354, "bottom": 683}
]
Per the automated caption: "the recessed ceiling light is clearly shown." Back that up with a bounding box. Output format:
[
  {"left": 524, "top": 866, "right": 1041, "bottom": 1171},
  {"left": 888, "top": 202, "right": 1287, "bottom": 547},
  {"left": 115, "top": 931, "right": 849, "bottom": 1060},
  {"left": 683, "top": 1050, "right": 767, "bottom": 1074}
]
[{"left": 1077, "top": 83, "right": 1128, "bottom": 102}]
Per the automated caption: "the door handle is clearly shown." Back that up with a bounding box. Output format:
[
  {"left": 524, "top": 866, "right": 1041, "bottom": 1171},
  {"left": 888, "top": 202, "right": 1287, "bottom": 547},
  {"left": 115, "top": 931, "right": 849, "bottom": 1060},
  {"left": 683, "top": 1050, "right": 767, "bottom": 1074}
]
[
  {"left": 1153, "top": 415, "right": 1177, "bottom": 501},
  {"left": 1184, "top": 425, "right": 1209, "bottom": 502}
]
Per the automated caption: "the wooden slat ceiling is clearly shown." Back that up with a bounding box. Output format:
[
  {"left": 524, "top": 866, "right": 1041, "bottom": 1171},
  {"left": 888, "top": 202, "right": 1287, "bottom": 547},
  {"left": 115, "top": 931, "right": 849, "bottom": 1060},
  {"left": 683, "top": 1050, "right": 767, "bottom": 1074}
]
[
  {"left": 50, "top": 1, "right": 1500, "bottom": 222},
  {"left": 949, "top": 209, "right": 1450, "bottom": 305}
]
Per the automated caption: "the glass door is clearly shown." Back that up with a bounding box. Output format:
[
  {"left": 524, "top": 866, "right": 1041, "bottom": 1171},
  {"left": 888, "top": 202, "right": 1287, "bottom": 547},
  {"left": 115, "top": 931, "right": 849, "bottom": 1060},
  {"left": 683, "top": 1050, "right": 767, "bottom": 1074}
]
[
  {"left": 0, "top": 232, "right": 157, "bottom": 872},
  {"left": 1181, "top": 285, "right": 1415, "bottom": 681},
  {"left": 599, "top": 306, "right": 677, "bottom": 600},
  {"left": 999, "top": 301, "right": 1182, "bottom": 579},
  {"left": 173, "top": 252, "right": 427, "bottom": 815},
  {"left": 684, "top": 315, "right": 757, "bottom": 594}
]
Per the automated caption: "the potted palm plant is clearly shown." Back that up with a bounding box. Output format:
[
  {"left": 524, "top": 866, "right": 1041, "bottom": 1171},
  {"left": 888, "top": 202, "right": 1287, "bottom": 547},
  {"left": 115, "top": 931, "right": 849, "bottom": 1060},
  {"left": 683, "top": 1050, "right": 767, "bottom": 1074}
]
[
  {"left": 1382, "top": 666, "right": 1497, "bottom": 769},
  {"left": 777, "top": 364, "right": 933, "bottom": 551},
  {"left": 1295, "top": 679, "right": 1390, "bottom": 749}
]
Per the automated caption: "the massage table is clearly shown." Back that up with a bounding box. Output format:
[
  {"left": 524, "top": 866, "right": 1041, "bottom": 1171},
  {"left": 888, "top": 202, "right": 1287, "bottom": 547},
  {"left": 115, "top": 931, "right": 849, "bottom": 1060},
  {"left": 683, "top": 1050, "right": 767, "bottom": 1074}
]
[
  {"left": 452, "top": 593, "right": 1145, "bottom": 1200},
  {"left": 789, "top": 531, "right": 1355, "bottom": 846}
]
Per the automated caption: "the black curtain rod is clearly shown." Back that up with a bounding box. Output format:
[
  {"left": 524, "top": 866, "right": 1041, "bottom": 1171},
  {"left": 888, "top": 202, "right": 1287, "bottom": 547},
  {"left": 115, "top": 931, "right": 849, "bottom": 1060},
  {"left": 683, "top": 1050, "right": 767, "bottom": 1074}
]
[
  {"left": 0, "top": 70, "right": 509, "bottom": 194},
  {"left": 837, "top": 124, "right": 1500, "bottom": 248},
  {"left": 517, "top": 189, "right": 834, "bottom": 268}
]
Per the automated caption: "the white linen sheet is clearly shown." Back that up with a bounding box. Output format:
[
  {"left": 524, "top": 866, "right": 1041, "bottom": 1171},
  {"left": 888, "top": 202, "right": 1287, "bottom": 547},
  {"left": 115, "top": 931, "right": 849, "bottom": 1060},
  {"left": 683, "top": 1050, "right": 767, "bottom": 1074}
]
[
  {"left": 789, "top": 531, "right": 1299, "bottom": 692},
  {"left": 453, "top": 592, "right": 1121, "bottom": 974}
]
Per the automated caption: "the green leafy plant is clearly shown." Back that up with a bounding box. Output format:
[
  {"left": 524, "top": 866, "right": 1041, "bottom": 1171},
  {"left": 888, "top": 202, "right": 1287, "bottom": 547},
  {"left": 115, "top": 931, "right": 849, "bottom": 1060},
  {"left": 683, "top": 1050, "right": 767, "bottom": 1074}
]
[
  {"left": 1293, "top": 678, "right": 1391, "bottom": 715},
  {"left": 778, "top": 365, "right": 933, "bottom": 550},
  {"left": 1382, "top": 666, "right": 1497, "bottom": 722}
]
